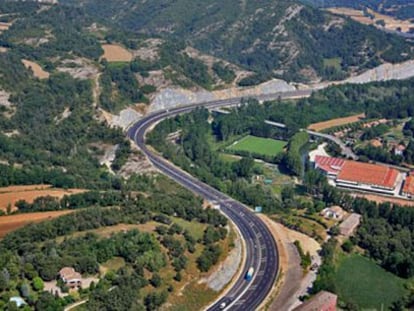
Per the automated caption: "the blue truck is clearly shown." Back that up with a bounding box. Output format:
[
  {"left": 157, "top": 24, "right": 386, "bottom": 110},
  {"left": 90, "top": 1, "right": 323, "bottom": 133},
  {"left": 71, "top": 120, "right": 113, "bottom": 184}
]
[{"left": 245, "top": 267, "right": 254, "bottom": 281}]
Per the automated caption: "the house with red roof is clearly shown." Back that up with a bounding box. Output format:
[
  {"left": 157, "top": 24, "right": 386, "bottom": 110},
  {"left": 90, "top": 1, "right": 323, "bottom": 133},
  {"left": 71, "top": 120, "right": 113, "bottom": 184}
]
[{"left": 293, "top": 291, "right": 337, "bottom": 311}]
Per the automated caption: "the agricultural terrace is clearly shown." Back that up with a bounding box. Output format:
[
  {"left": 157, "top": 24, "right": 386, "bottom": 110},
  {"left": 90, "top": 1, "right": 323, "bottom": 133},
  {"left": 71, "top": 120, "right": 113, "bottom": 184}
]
[
  {"left": 334, "top": 254, "right": 408, "bottom": 309},
  {"left": 308, "top": 113, "right": 365, "bottom": 132},
  {"left": 101, "top": 44, "right": 133, "bottom": 62},
  {"left": 227, "top": 135, "right": 287, "bottom": 157},
  {"left": 0, "top": 184, "right": 86, "bottom": 212}
]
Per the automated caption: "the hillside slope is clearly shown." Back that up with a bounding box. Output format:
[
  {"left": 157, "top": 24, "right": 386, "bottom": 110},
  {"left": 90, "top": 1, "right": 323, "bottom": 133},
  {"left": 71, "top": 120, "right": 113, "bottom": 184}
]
[{"left": 61, "top": 0, "right": 414, "bottom": 82}]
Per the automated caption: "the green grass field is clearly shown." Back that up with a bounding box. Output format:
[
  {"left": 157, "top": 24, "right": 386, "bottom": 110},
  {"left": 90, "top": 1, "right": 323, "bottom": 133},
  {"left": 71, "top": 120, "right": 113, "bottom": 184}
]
[
  {"left": 323, "top": 57, "right": 342, "bottom": 70},
  {"left": 335, "top": 255, "right": 408, "bottom": 309},
  {"left": 227, "top": 135, "right": 286, "bottom": 157}
]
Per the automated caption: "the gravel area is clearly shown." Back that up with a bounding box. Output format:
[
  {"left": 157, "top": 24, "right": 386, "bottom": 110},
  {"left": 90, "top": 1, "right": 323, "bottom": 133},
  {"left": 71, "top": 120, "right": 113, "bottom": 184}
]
[
  {"left": 150, "top": 79, "right": 296, "bottom": 112},
  {"left": 200, "top": 228, "right": 242, "bottom": 291}
]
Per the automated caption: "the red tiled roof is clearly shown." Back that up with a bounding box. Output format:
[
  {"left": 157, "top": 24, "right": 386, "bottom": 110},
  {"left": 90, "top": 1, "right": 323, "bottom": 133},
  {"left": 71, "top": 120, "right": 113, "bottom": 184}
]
[
  {"left": 337, "top": 161, "right": 399, "bottom": 188},
  {"left": 403, "top": 175, "right": 414, "bottom": 195},
  {"left": 315, "top": 156, "right": 345, "bottom": 174},
  {"left": 293, "top": 291, "right": 338, "bottom": 311}
]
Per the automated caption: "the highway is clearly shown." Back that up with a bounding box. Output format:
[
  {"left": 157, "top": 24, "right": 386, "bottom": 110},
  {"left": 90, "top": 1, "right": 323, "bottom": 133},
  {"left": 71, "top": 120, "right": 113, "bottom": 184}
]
[{"left": 127, "top": 90, "right": 312, "bottom": 310}]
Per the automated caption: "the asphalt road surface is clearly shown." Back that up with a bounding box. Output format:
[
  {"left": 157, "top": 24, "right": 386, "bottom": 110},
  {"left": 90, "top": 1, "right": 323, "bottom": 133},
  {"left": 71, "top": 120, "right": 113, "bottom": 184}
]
[{"left": 128, "top": 90, "right": 311, "bottom": 310}]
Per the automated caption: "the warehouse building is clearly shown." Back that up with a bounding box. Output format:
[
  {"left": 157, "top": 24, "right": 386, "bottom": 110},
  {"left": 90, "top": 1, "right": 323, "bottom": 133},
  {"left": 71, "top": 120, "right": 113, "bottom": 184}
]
[
  {"left": 314, "top": 156, "right": 403, "bottom": 196},
  {"left": 402, "top": 174, "right": 414, "bottom": 199}
]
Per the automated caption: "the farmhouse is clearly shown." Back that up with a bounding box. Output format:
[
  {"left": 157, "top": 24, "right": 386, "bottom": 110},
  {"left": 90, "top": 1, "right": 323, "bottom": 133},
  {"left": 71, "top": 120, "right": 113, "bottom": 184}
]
[
  {"left": 293, "top": 290, "right": 337, "bottom": 311},
  {"left": 314, "top": 156, "right": 402, "bottom": 195},
  {"left": 402, "top": 175, "right": 414, "bottom": 199},
  {"left": 320, "top": 206, "right": 344, "bottom": 220},
  {"left": 59, "top": 267, "right": 82, "bottom": 288}
]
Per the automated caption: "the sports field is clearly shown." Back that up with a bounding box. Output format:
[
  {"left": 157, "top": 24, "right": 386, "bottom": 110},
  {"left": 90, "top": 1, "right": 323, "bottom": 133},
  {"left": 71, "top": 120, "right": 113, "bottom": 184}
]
[
  {"left": 227, "top": 135, "right": 286, "bottom": 157},
  {"left": 335, "top": 255, "right": 407, "bottom": 309}
]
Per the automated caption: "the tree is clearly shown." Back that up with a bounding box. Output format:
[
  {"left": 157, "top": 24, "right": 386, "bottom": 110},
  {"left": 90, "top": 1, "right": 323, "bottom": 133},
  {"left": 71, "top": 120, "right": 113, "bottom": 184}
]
[
  {"left": 19, "top": 282, "right": 30, "bottom": 298},
  {"left": 150, "top": 273, "right": 162, "bottom": 288},
  {"left": 281, "top": 185, "right": 295, "bottom": 203},
  {"left": 144, "top": 291, "right": 168, "bottom": 311},
  {"left": 32, "top": 277, "right": 44, "bottom": 292},
  {"left": 342, "top": 240, "right": 354, "bottom": 253},
  {"left": 35, "top": 292, "right": 64, "bottom": 311}
]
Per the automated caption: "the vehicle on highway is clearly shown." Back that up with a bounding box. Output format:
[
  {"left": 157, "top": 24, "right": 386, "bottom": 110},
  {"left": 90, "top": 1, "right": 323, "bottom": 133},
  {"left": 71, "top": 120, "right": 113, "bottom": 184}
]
[
  {"left": 245, "top": 267, "right": 254, "bottom": 281},
  {"left": 220, "top": 302, "right": 227, "bottom": 309}
]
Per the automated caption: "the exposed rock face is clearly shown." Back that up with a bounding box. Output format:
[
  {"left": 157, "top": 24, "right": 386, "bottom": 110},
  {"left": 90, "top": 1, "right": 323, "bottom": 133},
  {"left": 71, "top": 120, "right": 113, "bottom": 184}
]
[
  {"left": 150, "top": 79, "right": 296, "bottom": 111},
  {"left": 100, "top": 108, "right": 143, "bottom": 130},
  {"left": 0, "top": 90, "right": 11, "bottom": 108},
  {"left": 119, "top": 146, "right": 157, "bottom": 177},
  {"left": 305, "top": 59, "right": 414, "bottom": 90},
  {"left": 345, "top": 60, "right": 414, "bottom": 84},
  {"left": 57, "top": 58, "right": 100, "bottom": 80}
]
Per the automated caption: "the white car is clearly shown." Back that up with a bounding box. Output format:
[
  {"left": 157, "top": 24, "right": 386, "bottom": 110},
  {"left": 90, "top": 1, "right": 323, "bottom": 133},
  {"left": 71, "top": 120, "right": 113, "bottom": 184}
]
[{"left": 220, "top": 302, "right": 227, "bottom": 309}]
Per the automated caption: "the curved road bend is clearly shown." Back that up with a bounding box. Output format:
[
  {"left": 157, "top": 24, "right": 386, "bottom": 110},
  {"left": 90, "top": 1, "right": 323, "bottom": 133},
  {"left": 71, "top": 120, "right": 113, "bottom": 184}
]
[{"left": 128, "top": 90, "right": 311, "bottom": 310}]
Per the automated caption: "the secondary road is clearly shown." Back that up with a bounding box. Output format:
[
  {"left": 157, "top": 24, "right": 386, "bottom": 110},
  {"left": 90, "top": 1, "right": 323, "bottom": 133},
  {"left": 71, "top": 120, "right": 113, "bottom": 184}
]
[
  {"left": 128, "top": 90, "right": 312, "bottom": 310},
  {"left": 264, "top": 120, "right": 358, "bottom": 160}
]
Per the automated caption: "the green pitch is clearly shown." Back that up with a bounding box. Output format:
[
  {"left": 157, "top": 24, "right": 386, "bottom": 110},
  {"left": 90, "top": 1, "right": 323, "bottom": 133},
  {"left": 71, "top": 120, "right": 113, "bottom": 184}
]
[{"left": 227, "top": 135, "right": 286, "bottom": 157}]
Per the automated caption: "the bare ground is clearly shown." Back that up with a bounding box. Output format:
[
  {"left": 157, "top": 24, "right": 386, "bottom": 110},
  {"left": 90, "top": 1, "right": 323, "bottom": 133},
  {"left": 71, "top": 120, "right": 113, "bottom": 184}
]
[
  {"left": 0, "top": 187, "right": 86, "bottom": 212},
  {"left": 118, "top": 144, "right": 157, "bottom": 177},
  {"left": 327, "top": 7, "right": 414, "bottom": 33},
  {"left": 101, "top": 44, "right": 133, "bottom": 62},
  {"left": 22, "top": 59, "right": 50, "bottom": 79},
  {"left": 57, "top": 58, "right": 99, "bottom": 80},
  {"left": 355, "top": 193, "right": 414, "bottom": 206},
  {"left": 308, "top": 113, "right": 366, "bottom": 131}
]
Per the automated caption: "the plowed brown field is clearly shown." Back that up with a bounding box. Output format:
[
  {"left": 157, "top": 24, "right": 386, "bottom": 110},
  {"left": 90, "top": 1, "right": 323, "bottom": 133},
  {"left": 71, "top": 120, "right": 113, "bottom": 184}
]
[
  {"left": 0, "top": 185, "right": 86, "bottom": 212},
  {"left": 101, "top": 44, "right": 133, "bottom": 62},
  {"left": 0, "top": 210, "right": 74, "bottom": 238},
  {"left": 308, "top": 113, "right": 365, "bottom": 131}
]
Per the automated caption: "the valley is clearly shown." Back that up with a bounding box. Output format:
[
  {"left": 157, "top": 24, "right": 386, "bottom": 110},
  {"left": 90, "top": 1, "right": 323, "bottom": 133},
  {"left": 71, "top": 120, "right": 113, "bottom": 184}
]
[{"left": 1, "top": 1, "right": 414, "bottom": 311}]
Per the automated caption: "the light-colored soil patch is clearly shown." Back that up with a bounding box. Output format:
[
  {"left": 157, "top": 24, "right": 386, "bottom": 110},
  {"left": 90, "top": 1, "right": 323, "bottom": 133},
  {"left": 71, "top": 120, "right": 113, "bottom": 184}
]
[
  {"left": 57, "top": 58, "right": 99, "bottom": 80},
  {"left": 0, "top": 187, "right": 86, "bottom": 212},
  {"left": 0, "top": 90, "right": 12, "bottom": 108},
  {"left": 22, "top": 59, "right": 50, "bottom": 79},
  {"left": 355, "top": 193, "right": 414, "bottom": 206},
  {"left": 327, "top": 7, "right": 414, "bottom": 33},
  {"left": 119, "top": 145, "right": 157, "bottom": 177},
  {"left": 132, "top": 38, "right": 163, "bottom": 61},
  {"left": 101, "top": 44, "right": 133, "bottom": 62},
  {"left": 308, "top": 113, "right": 365, "bottom": 132},
  {"left": 0, "top": 210, "right": 75, "bottom": 238},
  {"left": 0, "top": 22, "right": 12, "bottom": 32},
  {"left": 264, "top": 215, "right": 321, "bottom": 257}
]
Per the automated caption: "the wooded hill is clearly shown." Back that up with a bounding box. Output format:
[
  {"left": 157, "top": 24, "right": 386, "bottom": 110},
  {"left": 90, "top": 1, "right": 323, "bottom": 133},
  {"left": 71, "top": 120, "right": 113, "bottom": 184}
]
[{"left": 58, "top": 0, "right": 414, "bottom": 83}]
